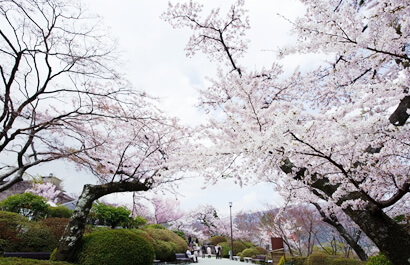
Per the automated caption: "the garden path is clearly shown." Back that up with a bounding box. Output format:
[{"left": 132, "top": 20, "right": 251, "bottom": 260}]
[{"left": 190, "top": 257, "right": 239, "bottom": 265}]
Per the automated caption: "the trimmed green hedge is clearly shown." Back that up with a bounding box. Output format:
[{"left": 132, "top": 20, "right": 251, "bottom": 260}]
[
  {"left": 76, "top": 229, "right": 154, "bottom": 265},
  {"left": 0, "top": 211, "right": 29, "bottom": 252},
  {"left": 241, "top": 248, "right": 261, "bottom": 259},
  {"left": 0, "top": 257, "right": 71, "bottom": 265},
  {"left": 18, "top": 224, "right": 57, "bottom": 252},
  {"left": 305, "top": 253, "right": 366, "bottom": 265},
  {"left": 282, "top": 253, "right": 366, "bottom": 265},
  {"left": 142, "top": 227, "right": 188, "bottom": 262},
  {"left": 210, "top": 235, "right": 227, "bottom": 245},
  {"left": 220, "top": 241, "right": 248, "bottom": 258}
]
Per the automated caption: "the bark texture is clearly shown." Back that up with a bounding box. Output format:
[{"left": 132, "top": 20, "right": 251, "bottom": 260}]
[
  {"left": 52, "top": 180, "right": 150, "bottom": 262},
  {"left": 310, "top": 177, "right": 410, "bottom": 265},
  {"left": 312, "top": 202, "right": 368, "bottom": 261}
]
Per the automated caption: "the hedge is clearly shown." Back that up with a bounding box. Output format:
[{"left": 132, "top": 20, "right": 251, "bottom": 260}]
[{"left": 76, "top": 229, "right": 154, "bottom": 265}]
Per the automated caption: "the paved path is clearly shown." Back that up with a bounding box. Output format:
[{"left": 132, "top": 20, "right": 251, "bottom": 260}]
[{"left": 188, "top": 257, "right": 240, "bottom": 265}]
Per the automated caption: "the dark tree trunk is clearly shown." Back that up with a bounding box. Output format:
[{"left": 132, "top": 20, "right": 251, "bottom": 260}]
[
  {"left": 52, "top": 180, "right": 151, "bottom": 262},
  {"left": 312, "top": 202, "right": 368, "bottom": 261},
  {"left": 310, "top": 177, "right": 410, "bottom": 265}
]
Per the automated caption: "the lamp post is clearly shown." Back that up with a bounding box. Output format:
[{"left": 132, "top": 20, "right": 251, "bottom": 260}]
[{"left": 229, "top": 202, "right": 233, "bottom": 260}]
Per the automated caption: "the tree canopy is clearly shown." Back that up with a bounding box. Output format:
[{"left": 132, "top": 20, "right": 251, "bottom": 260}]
[{"left": 162, "top": 0, "right": 409, "bottom": 264}]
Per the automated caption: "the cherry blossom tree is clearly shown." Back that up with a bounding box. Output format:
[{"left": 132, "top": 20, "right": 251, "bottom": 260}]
[
  {"left": 151, "top": 197, "right": 185, "bottom": 225},
  {"left": 163, "top": 0, "right": 409, "bottom": 264},
  {"left": 51, "top": 94, "right": 187, "bottom": 261},
  {"left": 0, "top": 0, "right": 135, "bottom": 192},
  {"left": 26, "top": 182, "right": 61, "bottom": 204}
]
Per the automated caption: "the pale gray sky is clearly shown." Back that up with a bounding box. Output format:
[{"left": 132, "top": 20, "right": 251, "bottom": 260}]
[{"left": 28, "top": 0, "right": 320, "bottom": 217}]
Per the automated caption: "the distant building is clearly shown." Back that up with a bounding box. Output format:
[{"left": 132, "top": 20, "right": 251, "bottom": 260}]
[{"left": 0, "top": 173, "right": 75, "bottom": 205}]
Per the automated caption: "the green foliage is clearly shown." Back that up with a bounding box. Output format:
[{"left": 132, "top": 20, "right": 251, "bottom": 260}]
[
  {"left": 40, "top": 218, "right": 69, "bottom": 240},
  {"left": 303, "top": 253, "right": 366, "bottom": 265},
  {"left": 220, "top": 240, "right": 247, "bottom": 258},
  {"left": 145, "top": 223, "right": 166, "bottom": 229},
  {"left": 47, "top": 205, "right": 72, "bottom": 218},
  {"left": 18, "top": 224, "right": 57, "bottom": 252},
  {"left": 241, "top": 248, "right": 261, "bottom": 258},
  {"left": 131, "top": 216, "right": 147, "bottom": 228},
  {"left": 210, "top": 235, "right": 227, "bottom": 245},
  {"left": 172, "top": 230, "right": 186, "bottom": 240},
  {"left": 0, "top": 211, "right": 29, "bottom": 252},
  {"left": 91, "top": 203, "right": 132, "bottom": 228},
  {"left": 287, "top": 256, "right": 308, "bottom": 265},
  {"left": 76, "top": 229, "right": 154, "bottom": 265},
  {"left": 366, "top": 253, "right": 394, "bottom": 265},
  {"left": 143, "top": 227, "right": 188, "bottom": 262},
  {"left": 255, "top": 246, "right": 268, "bottom": 255},
  {"left": 0, "top": 257, "right": 71, "bottom": 265},
  {"left": 0, "top": 193, "right": 49, "bottom": 220},
  {"left": 241, "top": 241, "right": 255, "bottom": 248}
]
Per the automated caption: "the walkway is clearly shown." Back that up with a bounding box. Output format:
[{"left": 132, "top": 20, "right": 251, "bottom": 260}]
[{"left": 186, "top": 257, "right": 239, "bottom": 265}]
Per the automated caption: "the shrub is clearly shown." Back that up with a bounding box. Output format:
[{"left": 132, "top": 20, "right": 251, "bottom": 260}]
[
  {"left": 287, "top": 256, "right": 308, "bottom": 265},
  {"left": 40, "top": 218, "right": 69, "bottom": 240},
  {"left": 152, "top": 240, "right": 175, "bottom": 261},
  {"left": 304, "top": 253, "right": 366, "bottom": 265},
  {"left": 242, "top": 241, "right": 255, "bottom": 248},
  {"left": 76, "top": 229, "right": 154, "bottom": 265},
  {"left": 47, "top": 206, "right": 72, "bottom": 218},
  {"left": 0, "top": 257, "right": 72, "bottom": 264},
  {"left": 241, "top": 248, "right": 261, "bottom": 259},
  {"left": 366, "top": 253, "right": 394, "bottom": 265},
  {"left": 145, "top": 223, "right": 166, "bottom": 229},
  {"left": 172, "top": 230, "right": 186, "bottom": 240},
  {"left": 0, "top": 211, "right": 29, "bottom": 251},
  {"left": 18, "top": 224, "right": 58, "bottom": 252},
  {"left": 0, "top": 193, "right": 49, "bottom": 220},
  {"left": 220, "top": 240, "right": 247, "bottom": 258},
  {"left": 255, "top": 246, "right": 268, "bottom": 255},
  {"left": 210, "top": 235, "right": 227, "bottom": 245},
  {"left": 143, "top": 227, "right": 188, "bottom": 261}
]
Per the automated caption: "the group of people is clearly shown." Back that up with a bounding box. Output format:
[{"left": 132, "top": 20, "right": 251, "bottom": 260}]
[
  {"left": 185, "top": 236, "right": 224, "bottom": 262},
  {"left": 200, "top": 243, "right": 222, "bottom": 259}
]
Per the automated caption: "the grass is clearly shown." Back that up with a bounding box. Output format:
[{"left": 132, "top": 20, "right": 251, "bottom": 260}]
[{"left": 0, "top": 257, "right": 72, "bottom": 265}]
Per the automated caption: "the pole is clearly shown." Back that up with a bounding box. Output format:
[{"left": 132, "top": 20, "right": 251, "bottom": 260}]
[{"left": 229, "top": 202, "right": 233, "bottom": 260}]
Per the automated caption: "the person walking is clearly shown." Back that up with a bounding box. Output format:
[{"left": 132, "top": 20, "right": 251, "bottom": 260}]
[
  {"left": 201, "top": 245, "right": 206, "bottom": 258},
  {"left": 207, "top": 245, "right": 212, "bottom": 258}
]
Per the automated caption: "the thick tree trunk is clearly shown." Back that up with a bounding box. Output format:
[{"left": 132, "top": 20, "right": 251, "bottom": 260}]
[
  {"left": 52, "top": 180, "right": 151, "bottom": 262},
  {"left": 312, "top": 202, "right": 368, "bottom": 261},
  {"left": 310, "top": 178, "right": 410, "bottom": 265}
]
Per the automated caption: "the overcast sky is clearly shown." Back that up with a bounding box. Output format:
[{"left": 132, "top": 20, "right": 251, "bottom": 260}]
[{"left": 29, "top": 0, "right": 321, "bottom": 217}]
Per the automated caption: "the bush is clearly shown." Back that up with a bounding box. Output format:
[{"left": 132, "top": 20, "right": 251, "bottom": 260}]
[
  {"left": 152, "top": 240, "right": 175, "bottom": 261},
  {"left": 255, "top": 246, "right": 268, "bottom": 255},
  {"left": 0, "top": 211, "right": 29, "bottom": 252},
  {"left": 210, "top": 235, "right": 227, "bottom": 245},
  {"left": 47, "top": 206, "right": 72, "bottom": 218},
  {"left": 241, "top": 248, "right": 261, "bottom": 259},
  {"left": 242, "top": 241, "right": 255, "bottom": 248},
  {"left": 172, "top": 230, "right": 186, "bottom": 240},
  {"left": 143, "top": 227, "right": 188, "bottom": 262},
  {"left": 76, "top": 229, "right": 154, "bottom": 265},
  {"left": 366, "top": 253, "right": 394, "bottom": 265},
  {"left": 18, "top": 224, "right": 57, "bottom": 252},
  {"left": 0, "top": 257, "right": 71, "bottom": 264},
  {"left": 287, "top": 256, "right": 307, "bottom": 265},
  {"left": 40, "top": 218, "right": 69, "bottom": 241},
  {"left": 0, "top": 193, "right": 49, "bottom": 220},
  {"left": 220, "top": 240, "right": 247, "bottom": 258},
  {"left": 145, "top": 223, "right": 166, "bottom": 229},
  {"left": 304, "top": 253, "right": 366, "bottom": 265}
]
